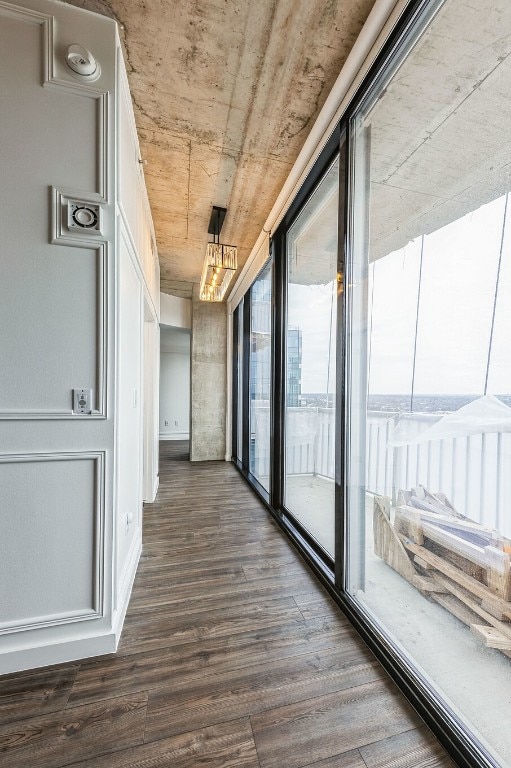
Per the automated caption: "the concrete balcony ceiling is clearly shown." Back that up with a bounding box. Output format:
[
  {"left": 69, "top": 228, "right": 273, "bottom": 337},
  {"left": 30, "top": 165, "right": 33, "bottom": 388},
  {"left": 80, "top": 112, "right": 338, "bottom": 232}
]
[{"left": 64, "top": 0, "right": 376, "bottom": 297}]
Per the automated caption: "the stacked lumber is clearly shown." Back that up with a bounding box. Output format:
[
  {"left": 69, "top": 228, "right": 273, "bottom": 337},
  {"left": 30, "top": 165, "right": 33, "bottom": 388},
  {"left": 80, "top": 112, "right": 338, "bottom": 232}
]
[{"left": 373, "top": 488, "right": 511, "bottom": 656}]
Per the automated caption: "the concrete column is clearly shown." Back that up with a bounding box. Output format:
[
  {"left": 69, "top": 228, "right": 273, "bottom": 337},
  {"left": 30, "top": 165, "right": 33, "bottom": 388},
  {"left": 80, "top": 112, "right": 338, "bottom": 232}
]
[{"left": 190, "top": 287, "right": 227, "bottom": 461}]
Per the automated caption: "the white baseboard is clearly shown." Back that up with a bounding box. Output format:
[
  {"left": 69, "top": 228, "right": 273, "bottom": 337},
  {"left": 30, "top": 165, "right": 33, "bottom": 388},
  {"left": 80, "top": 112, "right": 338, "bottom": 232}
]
[
  {"left": 159, "top": 432, "right": 189, "bottom": 441},
  {"left": 0, "top": 533, "right": 143, "bottom": 675},
  {"left": 0, "top": 631, "right": 117, "bottom": 676},
  {"left": 143, "top": 473, "right": 159, "bottom": 503},
  {"left": 150, "top": 474, "right": 159, "bottom": 502},
  {"left": 113, "top": 534, "right": 142, "bottom": 647},
  {"left": 0, "top": 536, "right": 142, "bottom": 675}
]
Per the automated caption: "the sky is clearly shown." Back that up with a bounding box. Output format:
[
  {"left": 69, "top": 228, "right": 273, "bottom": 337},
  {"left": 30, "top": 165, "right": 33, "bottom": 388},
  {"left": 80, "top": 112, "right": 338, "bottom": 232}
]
[
  {"left": 369, "top": 194, "right": 511, "bottom": 395},
  {"left": 288, "top": 281, "right": 336, "bottom": 394},
  {"left": 287, "top": 193, "right": 511, "bottom": 396}
]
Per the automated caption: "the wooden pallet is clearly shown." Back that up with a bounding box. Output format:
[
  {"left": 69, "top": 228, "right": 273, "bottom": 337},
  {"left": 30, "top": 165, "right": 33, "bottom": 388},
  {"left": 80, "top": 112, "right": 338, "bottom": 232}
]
[{"left": 373, "top": 493, "right": 511, "bottom": 655}]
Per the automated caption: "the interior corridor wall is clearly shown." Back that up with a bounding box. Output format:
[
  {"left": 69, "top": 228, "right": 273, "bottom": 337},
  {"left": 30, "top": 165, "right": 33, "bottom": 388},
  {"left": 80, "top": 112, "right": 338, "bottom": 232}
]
[
  {"left": 160, "top": 329, "right": 191, "bottom": 440},
  {"left": 0, "top": 0, "right": 159, "bottom": 674}
]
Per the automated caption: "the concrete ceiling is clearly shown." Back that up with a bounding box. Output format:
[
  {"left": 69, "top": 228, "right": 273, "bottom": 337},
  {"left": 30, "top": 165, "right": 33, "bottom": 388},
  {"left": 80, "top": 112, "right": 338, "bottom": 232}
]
[{"left": 65, "top": 0, "right": 376, "bottom": 298}]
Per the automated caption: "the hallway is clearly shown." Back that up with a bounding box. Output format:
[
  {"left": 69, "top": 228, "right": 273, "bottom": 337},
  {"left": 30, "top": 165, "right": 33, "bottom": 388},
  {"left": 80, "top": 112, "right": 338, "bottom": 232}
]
[{"left": 0, "top": 444, "right": 453, "bottom": 768}]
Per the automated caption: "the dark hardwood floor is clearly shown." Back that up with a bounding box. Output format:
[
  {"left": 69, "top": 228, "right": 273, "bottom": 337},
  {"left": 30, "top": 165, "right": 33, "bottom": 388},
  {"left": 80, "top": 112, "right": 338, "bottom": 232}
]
[{"left": 0, "top": 441, "right": 455, "bottom": 768}]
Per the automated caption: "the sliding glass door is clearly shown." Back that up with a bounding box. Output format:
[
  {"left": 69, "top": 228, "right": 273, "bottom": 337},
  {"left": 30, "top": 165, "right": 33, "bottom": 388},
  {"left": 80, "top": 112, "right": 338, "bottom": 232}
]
[
  {"left": 284, "top": 157, "right": 339, "bottom": 558},
  {"left": 346, "top": 0, "right": 511, "bottom": 765}
]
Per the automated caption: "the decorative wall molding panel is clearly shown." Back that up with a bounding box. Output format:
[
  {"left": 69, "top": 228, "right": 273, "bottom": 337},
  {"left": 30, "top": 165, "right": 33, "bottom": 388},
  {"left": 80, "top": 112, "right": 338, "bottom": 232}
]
[
  {"left": 50, "top": 187, "right": 109, "bottom": 420},
  {"left": 0, "top": 235, "right": 108, "bottom": 420},
  {"left": 0, "top": 1, "right": 50, "bottom": 40},
  {"left": 0, "top": 451, "right": 105, "bottom": 635},
  {"left": 0, "top": 4, "right": 111, "bottom": 420},
  {"left": 0, "top": 0, "right": 158, "bottom": 674},
  {"left": 0, "top": 2, "right": 111, "bottom": 200}
]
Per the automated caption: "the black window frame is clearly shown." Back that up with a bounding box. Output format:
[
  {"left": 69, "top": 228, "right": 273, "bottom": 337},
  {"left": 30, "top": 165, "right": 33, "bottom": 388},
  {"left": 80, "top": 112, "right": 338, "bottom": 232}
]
[
  {"left": 274, "top": 127, "right": 342, "bottom": 575},
  {"left": 231, "top": 303, "right": 240, "bottom": 464}
]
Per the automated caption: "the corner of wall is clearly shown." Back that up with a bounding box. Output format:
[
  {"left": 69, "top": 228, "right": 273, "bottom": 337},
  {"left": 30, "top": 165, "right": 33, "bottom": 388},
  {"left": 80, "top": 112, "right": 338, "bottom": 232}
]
[{"left": 112, "top": 532, "right": 142, "bottom": 647}]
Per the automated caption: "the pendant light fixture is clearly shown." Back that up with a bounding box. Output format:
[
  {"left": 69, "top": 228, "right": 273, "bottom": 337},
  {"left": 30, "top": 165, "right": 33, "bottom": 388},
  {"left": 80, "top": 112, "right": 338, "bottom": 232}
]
[{"left": 200, "top": 206, "right": 238, "bottom": 301}]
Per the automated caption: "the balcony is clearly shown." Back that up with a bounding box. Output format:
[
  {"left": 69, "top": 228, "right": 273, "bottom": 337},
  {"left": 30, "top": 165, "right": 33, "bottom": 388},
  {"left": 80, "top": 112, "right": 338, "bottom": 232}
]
[
  {"left": 251, "top": 402, "right": 511, "bottom": 764},
  {"left": 252, "top": 404, "right": 511, "bottom": 543}
]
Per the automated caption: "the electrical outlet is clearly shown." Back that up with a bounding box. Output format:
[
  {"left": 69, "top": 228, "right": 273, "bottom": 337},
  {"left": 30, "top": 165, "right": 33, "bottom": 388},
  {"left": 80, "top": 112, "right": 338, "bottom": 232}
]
[
  {"left": 73, "top": 388, "right": 92, "bottom": 414},
  {"left": 165, "top": 420, "right": 169, "bottom": 426},
  {"left": 175, "top": 420, "right": 178, "bottom": 426}
]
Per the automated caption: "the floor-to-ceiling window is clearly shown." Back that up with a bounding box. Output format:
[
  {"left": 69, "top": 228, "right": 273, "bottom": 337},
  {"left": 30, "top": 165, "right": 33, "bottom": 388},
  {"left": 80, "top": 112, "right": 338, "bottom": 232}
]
[
  {"left": 346, "top": 0, "right": 511, "bottom": 765},
  {"left": 284, "top": 157, "right": 339, "bottom": 558},
  {"left": 249, "top": 261, "right": 272, "bottom": 492},
  {"left": 231, "top": 1, "right": 511, "bottom": 765}
]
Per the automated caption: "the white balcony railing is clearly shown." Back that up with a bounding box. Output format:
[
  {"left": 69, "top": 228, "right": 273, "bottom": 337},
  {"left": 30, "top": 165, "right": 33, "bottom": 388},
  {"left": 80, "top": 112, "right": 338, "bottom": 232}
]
[{"left": 251, "top": 405, "right": 511, "bottom": 538}]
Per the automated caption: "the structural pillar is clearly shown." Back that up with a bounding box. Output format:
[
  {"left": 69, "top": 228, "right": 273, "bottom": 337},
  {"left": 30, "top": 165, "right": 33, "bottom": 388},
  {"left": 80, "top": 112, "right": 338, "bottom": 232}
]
[{"left": 190, "top": 287, "right": 227, "bottom": 461}]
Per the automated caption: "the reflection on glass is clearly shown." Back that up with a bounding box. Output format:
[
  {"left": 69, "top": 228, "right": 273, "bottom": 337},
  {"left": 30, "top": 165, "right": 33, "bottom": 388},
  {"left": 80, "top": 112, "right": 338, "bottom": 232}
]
[
  {"left": 249, "top": 262, "right": 272, "bottom": 491},
  {"left": 347, "top": 0, "right": 511, "bottom": 765},
  {"left": 284, "top": 157, "right": 339, "bottom": 557}
]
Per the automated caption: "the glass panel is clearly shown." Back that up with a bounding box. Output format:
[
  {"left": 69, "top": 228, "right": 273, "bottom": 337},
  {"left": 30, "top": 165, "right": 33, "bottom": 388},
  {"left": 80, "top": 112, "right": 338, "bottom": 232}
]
[
  {"left": 237, "top": 298, "right": 244, "bottom": 460},
  {"left": 347, "top": 0, "right": 511, "bottom": 764},
  {"left": 285, "top": 157, "right": 339, "bottom": 557},
  {"left": 249, "top": 261, "right": 272, "bottom": 491}
]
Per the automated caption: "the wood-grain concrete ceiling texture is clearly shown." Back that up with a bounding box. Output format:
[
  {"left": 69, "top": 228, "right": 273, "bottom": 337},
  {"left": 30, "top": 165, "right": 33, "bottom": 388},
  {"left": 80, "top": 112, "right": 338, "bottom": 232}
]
[{"left": 65, "top": 0, "right": 376, "bottom": 298}]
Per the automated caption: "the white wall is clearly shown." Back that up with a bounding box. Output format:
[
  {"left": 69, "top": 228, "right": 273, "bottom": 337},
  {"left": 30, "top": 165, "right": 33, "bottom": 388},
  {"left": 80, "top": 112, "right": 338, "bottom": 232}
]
[
  {"left": 115, "top": 230, "right": 144, "bottom": 606},
  {"left": 114, "top": 30, "right": 160, "bottom": 621},
  {"left": 143, "top": 313, "right": 160, "bottom": 502},
  {"left": 0, "top": 0, "right": 159, "bottom": 674},
  {"left": 159, "top": 327, "right": 190, "bottom": 440},
  {"left": 160, "top": 292, "right": 192, "bottom": 329}
]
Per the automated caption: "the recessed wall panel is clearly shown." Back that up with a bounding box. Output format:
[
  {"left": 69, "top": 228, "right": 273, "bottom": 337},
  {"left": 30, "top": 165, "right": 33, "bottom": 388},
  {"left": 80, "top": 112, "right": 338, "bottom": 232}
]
[
  {"left": 0, "top": 11, "right": 100, "bottom": 415},
  {"left": 0, "top": 247, "right": 98, "bottom": 412},
  {"left": 0, "top": 454, "right": 101, "bottom": 630}
]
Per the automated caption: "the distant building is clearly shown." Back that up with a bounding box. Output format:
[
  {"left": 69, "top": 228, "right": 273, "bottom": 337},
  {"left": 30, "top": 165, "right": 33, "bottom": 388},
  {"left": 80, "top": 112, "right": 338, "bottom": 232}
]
[
  {"left": 249, "top": 280, "right": 302, "bottom": 406},
  {"left": 250, "top": 278, "right": 271, "bottom": 403},
  {"left": 287, "top": 327, "right": 302, "bottom": 407}
]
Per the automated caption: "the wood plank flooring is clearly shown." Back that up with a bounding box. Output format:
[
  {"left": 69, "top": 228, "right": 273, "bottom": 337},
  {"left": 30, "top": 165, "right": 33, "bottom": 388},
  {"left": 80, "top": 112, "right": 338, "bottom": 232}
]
[{"left": 0, "top": 441, "right": 455, "bottom": 768}]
